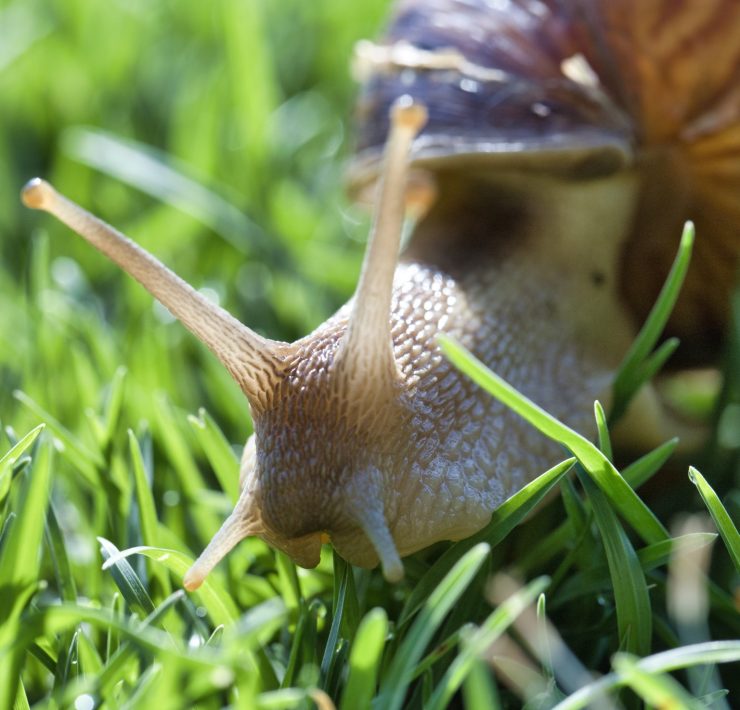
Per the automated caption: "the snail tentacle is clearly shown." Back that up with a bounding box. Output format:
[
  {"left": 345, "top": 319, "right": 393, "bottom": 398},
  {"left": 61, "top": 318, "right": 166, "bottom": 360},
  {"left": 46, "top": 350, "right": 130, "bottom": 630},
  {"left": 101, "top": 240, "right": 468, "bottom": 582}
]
[
  {"left": 182, "top": 482, "right": 262, "bottom": 591},
  {"left": 21, "top": 178, "right": 283, "bottom": 402},
  {"left": 336, "top": 98, "right": 428, "bottom": 390}
]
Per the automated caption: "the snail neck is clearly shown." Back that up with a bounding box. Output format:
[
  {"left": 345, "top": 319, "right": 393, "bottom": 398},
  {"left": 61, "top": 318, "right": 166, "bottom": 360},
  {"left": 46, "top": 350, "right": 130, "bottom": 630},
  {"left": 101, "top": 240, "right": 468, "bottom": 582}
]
[{"left": 403, "top": 169, "right": 642, "bottom": 418}]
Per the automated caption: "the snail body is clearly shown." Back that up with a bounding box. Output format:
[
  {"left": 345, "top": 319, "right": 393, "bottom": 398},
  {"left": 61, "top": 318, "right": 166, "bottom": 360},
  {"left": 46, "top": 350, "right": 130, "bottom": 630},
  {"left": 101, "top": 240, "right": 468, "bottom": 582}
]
[{"left": 23, "top": 0, "right": 740, "bottom": 584}]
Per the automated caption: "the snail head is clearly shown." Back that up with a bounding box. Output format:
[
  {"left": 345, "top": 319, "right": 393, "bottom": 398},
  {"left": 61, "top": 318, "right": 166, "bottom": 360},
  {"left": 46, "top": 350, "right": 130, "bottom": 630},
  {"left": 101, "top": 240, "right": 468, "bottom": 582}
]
[{"left": 21, "top": 99, "right": 428, "bottom": 587}]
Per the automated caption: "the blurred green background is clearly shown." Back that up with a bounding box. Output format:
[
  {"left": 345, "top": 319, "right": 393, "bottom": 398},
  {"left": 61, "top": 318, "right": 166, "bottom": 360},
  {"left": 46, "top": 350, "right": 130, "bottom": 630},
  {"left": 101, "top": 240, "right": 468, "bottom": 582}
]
[{"left": 0, "top": 0, "right": 391, "bottom": 436}]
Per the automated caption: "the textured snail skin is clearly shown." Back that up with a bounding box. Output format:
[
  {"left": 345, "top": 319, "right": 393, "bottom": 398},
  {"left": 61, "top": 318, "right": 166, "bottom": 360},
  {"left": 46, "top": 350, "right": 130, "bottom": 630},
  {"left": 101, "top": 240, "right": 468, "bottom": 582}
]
[{"left": 233, "top": 171, "right": 640, "bottom": 572}]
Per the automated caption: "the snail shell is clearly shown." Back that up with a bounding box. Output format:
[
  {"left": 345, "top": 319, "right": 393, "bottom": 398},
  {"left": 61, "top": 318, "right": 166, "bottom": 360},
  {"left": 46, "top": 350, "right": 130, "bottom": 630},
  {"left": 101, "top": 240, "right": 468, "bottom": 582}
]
[
  {"left": 354, "top": 0, "right": 740, "bottom": 354},
  {"left": 22, "top": 0, "right": 740, "bottom": 585}
]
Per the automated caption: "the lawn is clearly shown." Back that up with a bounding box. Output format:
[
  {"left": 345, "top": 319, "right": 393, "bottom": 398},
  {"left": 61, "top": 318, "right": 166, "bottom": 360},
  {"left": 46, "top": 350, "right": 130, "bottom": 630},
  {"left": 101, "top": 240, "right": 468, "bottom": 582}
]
[{"left": 0, "top": 0, "right": 738, "bottom": 708}]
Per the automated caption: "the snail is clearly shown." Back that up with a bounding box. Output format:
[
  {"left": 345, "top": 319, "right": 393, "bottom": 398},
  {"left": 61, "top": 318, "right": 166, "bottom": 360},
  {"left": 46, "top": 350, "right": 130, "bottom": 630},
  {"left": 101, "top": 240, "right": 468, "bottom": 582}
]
[{"left": 22, "top": 0, "right": 740, "bottom": 586}]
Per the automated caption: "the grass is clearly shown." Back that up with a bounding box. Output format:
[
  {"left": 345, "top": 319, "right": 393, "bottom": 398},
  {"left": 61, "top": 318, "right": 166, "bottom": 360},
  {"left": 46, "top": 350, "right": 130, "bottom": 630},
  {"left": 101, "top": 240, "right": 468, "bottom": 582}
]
[{"left": 0, "top": 0, "right": 738, "bottom": 707}]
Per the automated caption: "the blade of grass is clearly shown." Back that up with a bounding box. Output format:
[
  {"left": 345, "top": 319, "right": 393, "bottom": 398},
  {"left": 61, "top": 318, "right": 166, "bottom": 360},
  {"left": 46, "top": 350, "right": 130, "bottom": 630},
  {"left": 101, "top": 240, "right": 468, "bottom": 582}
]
[
  {"left": 579, "top": 470, "right": 652, "bottom": 656},
  {"left": 61, "top": 127, "right": 265, "bottom": 252},
  {"left": 13, "top": 678, "right": 30, "bottom": 710},
  {"left": 280, "top": 605, "right": 310, "bottom": 689},
  {"left": 610, "top": 221, "right": 694, "bottom": 422},
  {"left": 128, "top": 430, "right": 161, "bottom": 549},
  {"left": 689, "top": 467, "right": 740, "bottom": 572},
  {"left": 553, "top": 641, "right": 740, "bottom": 709},
  {"left": 594, "top": 401, "right": 612, "bottom": 461},
  {"left": 537, "top": 593, "right": 555, "bottom": 680},
  {"left": 101, "top": 545, "right": 239, "bottom": 626},
  {"left": 98, "top": 537, "right": 156, "bottom": 617},
  {"left": 462, "top": 658, "right": 501, "bottom": 710},
  {"left": 14, "top": 391, "right": 104, "bottom": 479},
  {"left": 612, "top": 653, "right": 703, "bottom": 709},
  {"left": 254, "top": 688, "right": 311, "bottom": 709},
  {"left": 102, "top": 366, "right": 127, "bottom": 446},
  {"left": 375, "top": 543, "right": 491, "bottom": 710},
  {"left": 128, "top": 430, "right": 172, "bottom": 598},
  {"left": 12, "top": 604, "right": 225, "bottom": 673},
  {"left": 633, "top": 337, "right": 680, "bottom": 389},
  {"left": 0, "top": 439, "right": 36, "bottom": 508},
  {"left": 427, "top": 576, "right": 549, "bottom": 710},
  {"left": 621, "top": 438, "right": 678, "bottom": 489},
  {"left": 340, "top": 608, "right": 388, "bottom": 710},
  {"left": 151, "top": 395, "right": 221, "bottom": 539},
  {"left": 554, "top": 533, "right": 718, "bottom": 606},
  {"left": 76, "top": 630, "right": 103, "bottom": 677},
  {"left": 0, "top": 423, "right": 44, "bottom": 476},
  {"left": 0, "top": 438, "right": 53, "bottom": 709},
  {"left": 274, "top": 551, "right": 303, "bottom": 616},
  {"left": 83, "top": 591, "right": 186, "bottom": 700},
  {"left": 320, "top": 557, "right": 350, "bottom": 686},
  {"left": 187, "top": 408, "right": 240, "bottom": 503},
  {"left": 44, "top": 502, "right": 77, "bottom": 603}
]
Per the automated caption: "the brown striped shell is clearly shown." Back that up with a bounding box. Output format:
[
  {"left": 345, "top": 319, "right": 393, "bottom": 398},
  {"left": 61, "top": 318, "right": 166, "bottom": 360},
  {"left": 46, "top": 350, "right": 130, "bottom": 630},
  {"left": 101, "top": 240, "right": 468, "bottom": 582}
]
[{"left": 353, "top": 0, "right": 740, "bottom": 354}]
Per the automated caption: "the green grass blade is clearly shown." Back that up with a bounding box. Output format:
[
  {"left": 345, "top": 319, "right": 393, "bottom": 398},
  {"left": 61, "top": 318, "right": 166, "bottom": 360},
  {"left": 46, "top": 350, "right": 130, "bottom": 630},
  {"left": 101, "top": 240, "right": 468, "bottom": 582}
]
[
  {"left": 554, "top": 641, "right": 740, "bottom": 710},
  {"left": 274, "top": 552, "right": 303, "bottom": 615},
  {"left": 0, "top": 423, "right": 44, "bottom": 475},
  {"left": 579, "top": 471, "right": 652, "bottom": 657},
  {"left": 44, "top": 503, "right": 77, "bottom": 604},
  {"left": 13, "top": 679, "right": 30, "bottom": 710},
  {"left": 612, "top": 653, "right": 703, "bottom": 709},
  {"left": 537, "top": 593, "right": 555, "bottom": 679},
  {"left": 128, "top": 430, "right": 161, "bottom": 549},
  {"left": 83, "top": 593, "right": 187, "bottom": 699},
  {"left": 611, "top": 222, "right": 694, "bottom": 421},
  {"left": 61, "top": 127, "right": 264, "bottom": 252},
  {"left": 12, "top": 604, "right": 224, "bottom": 673},
  {"left": 439, "top": 336, "right": 668, "bottom": 544},
  {"left": 28, "top": 643, "right": 56, "bottom": 674},
  {"left": 102, "top": 366, "right": 127, "bottom": 446},
  {"left": 427, "top": 576, "right": 549, "bottom": 710},
  {"left": 280, "top": 606, "right": 310, "bottom": 689},
  {"left": 221, "top": 598, "right": 286, "bottom": 685},
  {"left": 76, "top": 630, "right": 103, "bottom": 676},
  {"left": 151, "top": 395, "right": 221, "bottom": 539},
  {"left": 98, "top": 537, "right": 156, "bottom": 616},
  {"left": 0, "top": 437, "right": 53, "bottom": 709},
  {"left": 462, "top": 658, "right": 501, "bottom": 710},
  {"left": 621, "top": 438, "right": 679, "bottom": 489},
  {"left": 638, "top": 533, "right": 717, "bottom": 570},
  {"left": 375, "top": 543, "right": 491, "bottom": 710},
  {"left": 635, "top": 337, "right": 680, "bottom": 387},
  {"left": 254, "top": 688, "right": 311, "bottom": 709},
  {"left": 594, "top": 401, "right": 612, "bottom": 460},
  {"left": 689, "top": 467, "right": 740, "bottom": 572},
  {"left": 188, "top": 408, "right": 240, "bottom": 503},
  {"left": 1, "top": 445, "right": 51, "bottom": 575},
  {"left": 320, "top": 557, "right": 350, "bottom": 687},
  {"left": 14, "top": 391, "right": 104, "bottom": 478},
  {"left": 101, "top": 545, "right": 239, "bottom": 626},
  {"left": 0, "top": 424, "right": 45, "bottom": 507},
  {"left": 341, "top": 608, "right": 388, "bottom": 710},
  {"left": 555, "top": 532, "right": 717, "bottom": 606},
  {"left": 0, "top": 513, "right": 16, "bottom": 558}
]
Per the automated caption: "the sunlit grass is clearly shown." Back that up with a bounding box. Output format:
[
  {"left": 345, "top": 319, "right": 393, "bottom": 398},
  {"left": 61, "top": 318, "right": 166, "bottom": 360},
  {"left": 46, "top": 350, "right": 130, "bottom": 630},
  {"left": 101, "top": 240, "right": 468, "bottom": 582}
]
[{"left": 0, "top": 0, "right": 738, "bottom": 707}]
